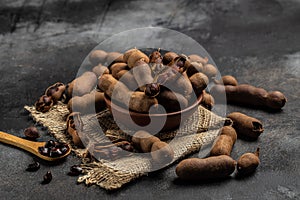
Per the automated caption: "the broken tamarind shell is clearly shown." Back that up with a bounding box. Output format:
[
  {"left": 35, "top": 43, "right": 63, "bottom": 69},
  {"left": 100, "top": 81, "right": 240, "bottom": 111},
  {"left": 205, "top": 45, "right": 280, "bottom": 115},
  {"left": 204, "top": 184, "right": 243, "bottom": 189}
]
[
  {"left": 66, "top": 112, "right": 86, "bottom": 147},
  {"left": 227, "top": 112, "right": 264, "bottom": 140},
  {"left": 45, "top": 82, "right": 66, "bottom": 103},
  {"left": 35, "top": 95, "right": 54, "bottom": 113}
]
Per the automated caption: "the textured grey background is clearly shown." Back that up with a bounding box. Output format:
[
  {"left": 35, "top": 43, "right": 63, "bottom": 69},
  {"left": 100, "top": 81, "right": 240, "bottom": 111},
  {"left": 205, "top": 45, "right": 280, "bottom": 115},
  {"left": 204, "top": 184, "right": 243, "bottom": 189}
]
[{"left": 0, "top": 0, "right": 299, "bottom": 199}]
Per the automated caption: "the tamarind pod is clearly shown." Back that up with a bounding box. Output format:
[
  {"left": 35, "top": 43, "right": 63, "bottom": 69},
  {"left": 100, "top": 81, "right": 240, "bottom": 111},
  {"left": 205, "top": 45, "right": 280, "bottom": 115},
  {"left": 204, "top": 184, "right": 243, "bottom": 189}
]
[
  {"left": 105, "top": 52, "right": 123, "bottom": 65},
  {"left": 110, "top": 62, "right": 128, "bottom": 78},
  {"left": 131, "top": 130, "right": 152, "bottom": 146},
  {"left": 97, "top": 74, "right": 131, "bottom": 105},
  {"left": 92, "top": 64, "right": 109, "bottom": 77},
  {"left": 175, "top": 155, "right": 236, "bottom": 181},
  {"left": 45, "top": 82, "right": 66, "bottom": 103},
  {"left": 265, "top": 91, "right": 287, "bottom": 110},
  {"left": 202, "top": 64, "right": 218, "bottom": 79},
  {"left": 219, "top": 126, "right": 237, "bottom": 142},
  {"left": 200, "top": 90, "right": 214, "bottom": 110},
  {"left": 211, "top": 84, "right": 286, "bottom": 110},
  {"left": 132, "top": 61, "right": 154, "bottom": 90},
  {"left": 116, "top": 70, "right": 139, "bottom": 91},
  {"left": 123, "top": 48, "right": 139, "bottom": 63},
  {"left": 67, "top": 90, "right": 106, "bottom": 114},
  {"left": 151, "top": 141, "right": 174, "bottom": 163},
  {"left": 188, "top": 54, "right": 208, "bottom": 65},
  {"left": 156, "top": 89, "right": 188, "bottom": 113},
  {"left": 209, "top": 126, "right": 237, "bottom": 156},
  {"left": 213, "top": 75, "right": 238, "bottom": 86},
  {"left": 186, "top": 62, "right": 204, "bottom": 77},
  {"left": 222, "top": 75, "right": 238, "bottom": 86},
  {"left": 237, "top": 148, "right": 260, "bottom": 176},
  {"left": 127, "top": 50, "right": 150, "bottom": 68},
  {"left": 140, "top": 136, "right": 161, "bottom": 153},
  {"left": 67, "top": 71, "right": 97, "bottom": 98},
  {"left": 227, "top": 112, "right": 264, "bottom": 140},
  {"left": 210, "top": 84, "right": 268, "bottom": 106},
  {"left": 209, "top": 135, "right": 234, "bottom": 156},
  {"left": 129, "top": 91, "right": 158, "bottom": 113},
  {"left": 162, "top": 52, "right": 178, "bottom": 65},
  {"left": 89, "top": 50, "right": 108, "bottom": 66},
  {"left": 131, "top": 130, "right": 160, "bottom": 152},
  {"left": 189, "top": 72, "right": 209, "bottom": 97},
  {"left": 162, "top": 72, "right": 193, "bottom": 98}
]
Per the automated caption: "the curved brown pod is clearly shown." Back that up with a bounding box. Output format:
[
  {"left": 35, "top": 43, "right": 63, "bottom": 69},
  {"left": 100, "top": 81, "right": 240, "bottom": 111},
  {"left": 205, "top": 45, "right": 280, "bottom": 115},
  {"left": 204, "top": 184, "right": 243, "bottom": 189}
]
[
  {"left": 67, "top": 90, "right": 106, "bottom": 114},
  {"left": 227, "top": 112, "right": 264, "bottom": 140},
  {"left": 237, "top": 148, "right": 260, "bottom": 176},
  {"left": 210, "top": 84, "right": 286, "bottom": 110},
  {"left": 151, "top": 141, "right": 174, "bottom": 164},
  {"left": 209, "top": 126, "right": 237, "bottom": 156},
  {"left": 67, "top": 71, "right": 97, "bottom": 98},
  {"left": 189, "top": 72, "right": 209, "bottom": 97},
  {"left": 175, "top": 155, "right": 236, "bottom": 181}
]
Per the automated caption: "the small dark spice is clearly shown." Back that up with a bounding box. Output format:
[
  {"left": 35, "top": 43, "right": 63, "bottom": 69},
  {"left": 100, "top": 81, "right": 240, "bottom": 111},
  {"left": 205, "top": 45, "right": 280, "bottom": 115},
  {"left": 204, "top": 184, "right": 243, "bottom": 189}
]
[
  {"left": 38, "top": 147, "right": 50, "bottom": 156},
  {"left": 42, "top": 171, "right": 52, "bottom": 184},
  {"left": 45, "top": 140, "right": 56, "bottom": 148},
  {"left": 26, "top": 161, "right": 40, "bottom": 172},
  {"left": 68, "top": 165, "right": 82, "bottom": 176}
]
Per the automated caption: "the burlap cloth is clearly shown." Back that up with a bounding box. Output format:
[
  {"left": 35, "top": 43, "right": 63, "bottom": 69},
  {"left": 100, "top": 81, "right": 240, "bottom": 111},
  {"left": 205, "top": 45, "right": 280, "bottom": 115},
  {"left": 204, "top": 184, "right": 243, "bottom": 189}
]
[{"left": 24, "top": 102, "right": 231, "bottom": 190}]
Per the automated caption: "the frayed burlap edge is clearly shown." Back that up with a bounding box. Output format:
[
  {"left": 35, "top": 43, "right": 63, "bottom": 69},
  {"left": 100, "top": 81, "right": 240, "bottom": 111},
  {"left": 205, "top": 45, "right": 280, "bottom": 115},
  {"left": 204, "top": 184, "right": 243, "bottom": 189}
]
[{"left": 24, "top": 102, "right": 231, "bottom": 190}]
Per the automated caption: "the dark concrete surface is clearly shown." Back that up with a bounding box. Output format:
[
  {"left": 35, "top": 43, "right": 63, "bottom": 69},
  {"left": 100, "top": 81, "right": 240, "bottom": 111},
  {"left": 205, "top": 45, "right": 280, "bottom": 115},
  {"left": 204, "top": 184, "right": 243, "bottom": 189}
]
[{"left": 0, "top": 0, "right": 299, "bottom": 199}]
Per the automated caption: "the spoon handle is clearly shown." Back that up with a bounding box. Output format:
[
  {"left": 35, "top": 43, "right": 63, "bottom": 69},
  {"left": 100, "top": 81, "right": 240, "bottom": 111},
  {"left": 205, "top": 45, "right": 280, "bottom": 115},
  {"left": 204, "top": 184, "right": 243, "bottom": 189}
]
[{"left": 0, "top": 131, "right": 43, "bottom": 155}]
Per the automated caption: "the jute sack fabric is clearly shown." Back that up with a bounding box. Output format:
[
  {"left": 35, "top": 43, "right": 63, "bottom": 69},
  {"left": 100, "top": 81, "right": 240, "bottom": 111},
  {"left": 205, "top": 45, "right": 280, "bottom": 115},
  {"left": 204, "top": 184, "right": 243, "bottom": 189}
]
[{"left": 24, "top": 102, "right": 231, "bottom": 190}]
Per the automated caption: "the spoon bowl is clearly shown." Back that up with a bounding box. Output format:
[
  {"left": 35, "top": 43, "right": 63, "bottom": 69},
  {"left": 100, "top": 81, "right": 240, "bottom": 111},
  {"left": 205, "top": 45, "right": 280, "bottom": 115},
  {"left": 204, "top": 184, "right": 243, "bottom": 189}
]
[{"left": 0, "top": 131, "right": 71, "bottom": 162}]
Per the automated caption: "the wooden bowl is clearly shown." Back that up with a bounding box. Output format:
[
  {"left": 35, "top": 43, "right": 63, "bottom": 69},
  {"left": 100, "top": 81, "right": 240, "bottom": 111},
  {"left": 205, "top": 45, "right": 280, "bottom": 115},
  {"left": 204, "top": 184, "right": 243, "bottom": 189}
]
[{"left": 104, "top": 93, "right": 203, "bottom": 132}]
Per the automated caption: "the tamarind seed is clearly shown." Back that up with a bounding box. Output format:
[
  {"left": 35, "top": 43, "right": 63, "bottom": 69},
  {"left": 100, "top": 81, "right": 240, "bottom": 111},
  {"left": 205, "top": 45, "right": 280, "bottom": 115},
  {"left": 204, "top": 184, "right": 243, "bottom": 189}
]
[
  {"left": 26, "top": 161, "right": 40, "bottom": 172},
  {"left": 68, "top": 165, "right": 83, "bottom": 176},
  {"left": 45, "top": 140, "right": 56, "bottom": 148},
  {"left": 24, "top": 126, "right": 40, "bottom": 140},
  {"left": 42, "top": 171, "right": 52, "bottom": 184},
  {"left": 49, "top": 148, "right": 63, "bottom": 157},
  {"left": 38, "top": 147, "right": 50, "bottom": 156}
]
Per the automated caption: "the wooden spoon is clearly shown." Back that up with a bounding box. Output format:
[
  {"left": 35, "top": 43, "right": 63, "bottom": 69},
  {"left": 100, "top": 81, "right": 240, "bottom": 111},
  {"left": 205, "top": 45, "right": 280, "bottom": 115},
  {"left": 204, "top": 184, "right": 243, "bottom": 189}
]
[{"left": 0, "top": 131, "right": 71, "bottom": 161}]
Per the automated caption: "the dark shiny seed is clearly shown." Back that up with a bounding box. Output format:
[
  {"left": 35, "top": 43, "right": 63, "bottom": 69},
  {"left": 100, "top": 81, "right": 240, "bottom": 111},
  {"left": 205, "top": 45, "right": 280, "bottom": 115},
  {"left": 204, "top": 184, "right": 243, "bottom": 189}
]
[
  {"left": 45, "top": 140, "right": 56, "bottom": 148},
  {"left": 68, "top": 165, "right": 82, "bottom": 176},
  {"left": 42, "top": 171, "right": 52, "bottom": 184},
  {"left": 145, "top": 83, "right": 160, "bottom": 97},
  {"left": 26, "top": 161, "right": 40, "bottom": 172},
  {"left": 38, "top": 147, "right": 50, "bottom": 156},
  {"left": 49, "top": 148, "right": 62, "bottom": 157}
]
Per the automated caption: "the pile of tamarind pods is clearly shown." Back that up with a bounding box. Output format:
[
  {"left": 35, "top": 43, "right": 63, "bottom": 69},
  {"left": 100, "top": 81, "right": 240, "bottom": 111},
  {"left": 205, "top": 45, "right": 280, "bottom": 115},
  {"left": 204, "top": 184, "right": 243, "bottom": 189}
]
[{"left": 33, "top": 48, "right": 287, "bottom": 180}]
